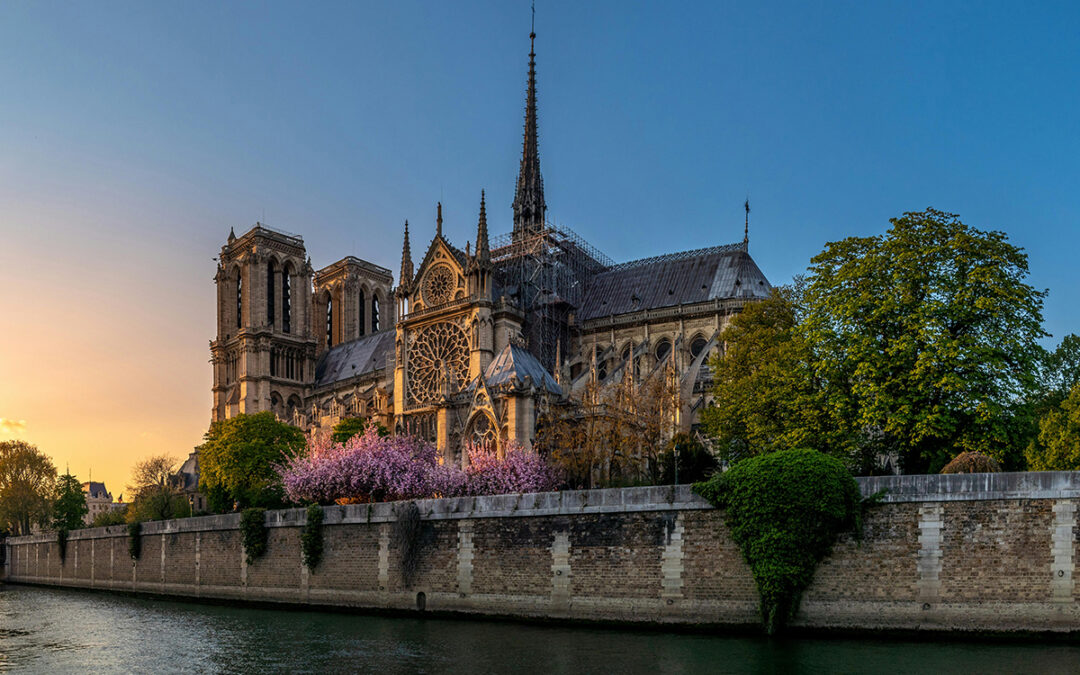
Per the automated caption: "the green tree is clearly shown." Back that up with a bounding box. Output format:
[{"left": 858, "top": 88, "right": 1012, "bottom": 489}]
[
  {"left": 91, "top": 508, "right": 129, "bottom": 527},
  {"left": 1025, "top": 385, "right": 1080, "bottom": 470},
  {"left": 199, "top": 411, "right": 306, "bottom": 511},
  {"left": 127, "top": 454, "right": 189, "bottom": 522},
  {"left": 701, "top": 286, "right": 832, "bottom": 465},
  {"left": 52, "top": 471, "right": 88, "bottom": 531},
  {"left": 800, "top": 208, "right": 1047, "bottom": 473},
  {"left": 331, "top": 416, "right": 387, "bottom": 444},
  {"left": 0, "top": 441, "right": 57, "bottom": 535}
]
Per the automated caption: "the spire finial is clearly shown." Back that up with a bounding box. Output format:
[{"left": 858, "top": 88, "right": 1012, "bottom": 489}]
[
  {"left": 743, "top": 197, "right": 750, "bottom": 248},
  {"left": 512, "top": 21, "right": 546, "bottom": 240},
  {"left": 436, "top": 202, "right": 443, "bottom": 238},
  {"left": 476, "top": 189, "right": 490, "bottom": 263},
  {"left": 400, "top": 220, "right": 414, "bottom": 286}
]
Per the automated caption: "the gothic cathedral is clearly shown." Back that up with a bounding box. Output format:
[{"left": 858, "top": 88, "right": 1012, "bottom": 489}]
[{"left": 210, "top": 30, "right": 771, "bottom": 465}]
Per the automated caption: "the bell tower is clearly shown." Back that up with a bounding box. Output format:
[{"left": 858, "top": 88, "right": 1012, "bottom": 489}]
[{"left": 210, "top": 223, "right": 315, "bottom": 424}]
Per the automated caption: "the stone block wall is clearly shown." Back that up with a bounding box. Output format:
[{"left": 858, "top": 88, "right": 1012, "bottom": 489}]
[{"left": 5, "top": 477, "right": 1080, "bottom": 634}]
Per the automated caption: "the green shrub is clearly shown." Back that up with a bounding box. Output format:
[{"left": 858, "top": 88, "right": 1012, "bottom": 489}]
[
  {"left": 92, "top": 508, "right": 129, "bottom": 528},
  {"left": 694, "top": 448, "right": 862, "bottom": 634},
  {"left": 128, "top": 522, "right": 142, "bottom": 560},
  {"left": 240, "top": 508, "right": 268, "bottom": 565},
  {"left": 301, "top": 504, "right": 324, "bottom": 571},
  {"left": 57, "top": 529, "right": 68, "bottom": 564},
  {"left": 658, "top": 433, "right": 718, "bottom": 484}
]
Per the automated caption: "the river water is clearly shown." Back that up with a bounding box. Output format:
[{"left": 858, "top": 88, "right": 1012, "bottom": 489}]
[{"left": 1, "top": 585, "right": 1078, "bottom": 673}]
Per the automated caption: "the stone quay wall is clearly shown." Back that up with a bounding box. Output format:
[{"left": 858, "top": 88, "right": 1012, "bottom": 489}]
[{"left": 5, "top": 473, "right": 1080, "bottom": 634}]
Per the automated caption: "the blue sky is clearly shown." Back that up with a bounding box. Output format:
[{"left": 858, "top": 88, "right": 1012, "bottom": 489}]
[{"left": 1, "top": 1, "right": 1078, "bottom": 488}]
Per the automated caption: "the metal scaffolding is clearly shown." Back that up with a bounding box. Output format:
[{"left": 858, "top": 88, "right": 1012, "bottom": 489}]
[{"left": 490, "top": 223, "right": 612, "bottom": 373}]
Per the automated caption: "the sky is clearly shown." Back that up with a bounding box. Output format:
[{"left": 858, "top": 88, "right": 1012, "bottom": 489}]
[{"left": 1, "top": 1, "right": 1078, "bottom": 496}]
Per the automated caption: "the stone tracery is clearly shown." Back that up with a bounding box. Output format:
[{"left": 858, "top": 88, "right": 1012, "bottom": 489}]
[{"left": 407, "top": 320, "right": 469, "bottom": 407}]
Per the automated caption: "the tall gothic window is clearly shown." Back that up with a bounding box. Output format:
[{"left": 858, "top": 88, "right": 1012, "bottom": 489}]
[
  {"left": 326, "top": 296, "right": 334, "bottom": 347},
  {"left": 236, "top": 274, "right": 243, "bottom": 329},
  {"left": 266, "top": 262, "right": 275, "bottom": 327},
  {"left": 371, "top": 295, "right": 379, "bottom": 332},
  {"left": 282, "top": 272, "right": 291, "bottom": 334},
  {"left": 358, "top": 289, "right": 366, "bottom": 337}
]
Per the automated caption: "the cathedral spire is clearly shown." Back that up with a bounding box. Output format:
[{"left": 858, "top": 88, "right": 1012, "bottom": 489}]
[
  {"left": 476, "top": 189, "right": 490, "bottom": 263},
  {"left": 436, "top": 202, "right": 443, "bottom": 239},
  {"left": 400, "top": 220, "right": 414, "bottom": 286},
  {"left": 512, "top": 27, "right": 546, "bottom": 239}
]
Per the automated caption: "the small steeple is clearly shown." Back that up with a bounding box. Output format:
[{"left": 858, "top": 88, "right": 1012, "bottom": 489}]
[
  {"left": 436, "top": 202, "right": 443, "bottom": 239},
  {"left": 400, "top": 220, "right": 414, "bottom": 286},
  {"left": 512, "top": 26, "right": 546, "bottom": 239},
  {"left": 228, "top": 227, "right": 236, "bottom": 241},
  {"left": 476, "top": 190, "right": 490, "bottom": 263},
  {"left": 744, "top": 198, "right": 750, "bottom": 249}
]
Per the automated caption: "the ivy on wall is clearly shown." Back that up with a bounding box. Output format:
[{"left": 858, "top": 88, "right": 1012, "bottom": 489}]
[
  {"left": 240, "top": 508, "right": 268, "bottom": 565},
  {"left": 127, "top": 522, "right": 141, "bottom": 560},
  {"left": 393, "top": 502, "right": 422, "bottom": 588},
  {"left": 301, "top": 504, "right": 324, "bottom": 571},
  {"left": 694, "top": 448, "right": 864, "bottom": 634},
  {"left": 57, "top": 529, "right": 68, "bottom": 564}
]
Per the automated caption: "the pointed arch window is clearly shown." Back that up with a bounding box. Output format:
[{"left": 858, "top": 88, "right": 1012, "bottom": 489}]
[
  {"left": 371, "top": 295, "right": 380, "bottom": 332},
  {"left": 282, "top": 271, "right": 291, "bottom": 334},
  {"left": 267, "top": 262, "right": 276, "bottom": 327},
  {"left": 655, "top": 338, "right": 672, "bottom": 362},
  {"left": 326, "top": 296, "right": 334, "bottom": 347},
  {"left": 236, "top": 274, "right": 243, "bottom": 329},
  {"left": 358, "top": 289, "right": 366, "bottom": 337}
]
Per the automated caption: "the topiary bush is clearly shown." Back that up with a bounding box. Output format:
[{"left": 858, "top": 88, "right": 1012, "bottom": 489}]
[
  {"left": 940, "top": 451, "right": 1002, "bottom": 474},
  {"left": 128, "top": 522, "right": 142, "bottom": 560},
  {"left": 694, "top": 448, "right": 862, "bottom": 634},
  {"left": 240, "top": 507, "right": 268, "bottom": 565},
  {"left": 301, "top": 504, "right": 324, "bottom": 571}
]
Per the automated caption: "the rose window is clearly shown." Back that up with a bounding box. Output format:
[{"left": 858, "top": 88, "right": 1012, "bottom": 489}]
[
  {"left": 422, "top": 265, "right": 455, "bottom": 306},
  {"left": 407, "top": 321, "right": 469, "bottom": 407}
]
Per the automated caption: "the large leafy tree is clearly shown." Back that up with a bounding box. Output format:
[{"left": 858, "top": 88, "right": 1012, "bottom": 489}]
[
  {"left": 53, "top": 471, "right": 88, "bottom": 531},
  {"left": 702, "top": 286, "right": 831, "bottom": 465},
  {"left": 801, "top": 208, "right": 1047, "bottom": 473},
  {"left": 0, "top": 441, "right": 57, "bottom": 535},
  {"left": 199, "top": 411, "right": 306, "bottom": 511}
]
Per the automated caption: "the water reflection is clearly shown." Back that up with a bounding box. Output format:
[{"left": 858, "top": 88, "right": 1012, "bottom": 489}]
[{"left": 1, "top": 585, "right": 1079, "bottom": 674}]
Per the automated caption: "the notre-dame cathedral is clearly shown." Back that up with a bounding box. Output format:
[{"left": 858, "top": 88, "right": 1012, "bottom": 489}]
[{"left": 209, "top": 30, "right": 771, "bottom": 465}]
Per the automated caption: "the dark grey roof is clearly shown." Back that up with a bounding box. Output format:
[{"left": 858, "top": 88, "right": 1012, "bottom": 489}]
[
  {"left": 82, "top": 481, "right": 110, "bottom": 499},
  {"left": 577, "top": 243, "right": 771, "bottom": 321},
  {"left": 484, "top": 343, "right": 562, "bottom": 395},
  {"left": 314, "top": 330, "right": 396, "bottom": 388}
]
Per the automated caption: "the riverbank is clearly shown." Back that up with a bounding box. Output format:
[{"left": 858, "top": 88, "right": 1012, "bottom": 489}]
[{"left": 5, "top": 475, "right": 1080, "bottom": 636}]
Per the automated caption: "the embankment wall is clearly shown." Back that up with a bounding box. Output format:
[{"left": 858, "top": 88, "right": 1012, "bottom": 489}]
[{"left": 5, "top": 473, "right": 1080, "bottom": 634}]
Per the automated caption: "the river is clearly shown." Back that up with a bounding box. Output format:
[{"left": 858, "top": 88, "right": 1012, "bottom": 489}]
[{"left": 1, "top": 585, "right": 1078, "bottom": 673}]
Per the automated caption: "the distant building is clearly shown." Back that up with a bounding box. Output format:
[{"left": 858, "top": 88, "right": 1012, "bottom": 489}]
[
  {"left": 81, "top": 481, "right": 121, "bottom": 525},
  {"left": 175, "top": 450, "right": 207, "bottom": 513}
]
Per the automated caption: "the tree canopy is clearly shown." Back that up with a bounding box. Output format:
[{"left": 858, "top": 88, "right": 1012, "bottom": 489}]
[
  {"left": 706, "top": 209, "right": 1048, "bottom": 474},
  {"left": 127, "top": 454, "right": 188, "bottom": 522},
  {"left": 53, "top": 472, "right": 88, "bottom": 531},
  {"left": 331, "top": 416, "right": 387, "bottom": 444},
  {"left": 800, "top": 208, "right": 1046, "bottom": 473},
  {"left": 0, "top": 441, "right": 57, "bottom": 535},
  {"left": 199, "top": 411, "right": 306, "bottom": 511},
  {"left": 1025, "top": 385, "right": 1080, "bottom": 471}
]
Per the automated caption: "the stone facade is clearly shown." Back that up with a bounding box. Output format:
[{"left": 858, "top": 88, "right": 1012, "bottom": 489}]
[
  {"left": 7, "top": 473, "right": 1080, "bottom": 634},
  {"left": 207, "top": 30, "right": 771, "bottom": 465}
]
